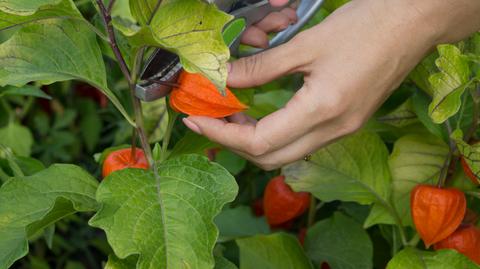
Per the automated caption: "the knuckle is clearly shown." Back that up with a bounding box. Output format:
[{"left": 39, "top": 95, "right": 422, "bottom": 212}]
[
  {"left": 339, "top": 116, "right": 364, "bottom": 136},
  {"left": 243, "top": 54, "right": 264, "bottom": 86},
  {"left": 246, "top": 139, "right": 270, "bottom": 157}
]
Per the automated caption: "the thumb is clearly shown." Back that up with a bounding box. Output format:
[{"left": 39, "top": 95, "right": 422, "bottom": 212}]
[{"left": 227, "top": 41, "right": 302, "bottom": 88}]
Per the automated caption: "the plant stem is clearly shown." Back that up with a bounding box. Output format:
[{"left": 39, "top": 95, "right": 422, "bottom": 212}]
[
  {"left": 131, "top": 127, "right": 137, "bottom": 160},
  {"left": 307, "top": 196, "right": 317, "bottom": 228},
  {"left": 107, "top": 0, "right": 116, "bottom": 13},
  {"left": 407, "top": 233, "right": 421, "bottom": 247},
  {"left": 437, "top": 121, "right": 455, "bottom": 188},
  {"left": 96, "top": 0, "right": 131, "bottom": 82}
]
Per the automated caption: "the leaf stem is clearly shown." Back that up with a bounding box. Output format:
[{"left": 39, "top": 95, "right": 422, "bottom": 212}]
[
  {"left": 96, "top": 0, "right": 131, "bottom": 82},
  {"left": 437, "top": 120, "right": 455, "bottom": 188},
  {"left": 107, "top": 0, "right": 116, "bottom": 13}
]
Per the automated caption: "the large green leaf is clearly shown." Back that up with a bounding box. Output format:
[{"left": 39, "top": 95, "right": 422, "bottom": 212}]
[
  {"left": 305, "top": 213, "right": 373, "bottom": 269},
  {"left": 387, "top": 248, "right": 479, "bottom": 269},
  {"left": 0, "top": 164, "right": 98, "bottom": 268},
  {"left": 89, "top": 154, "right": 238, "bottom": 269},
  {"left": 283, "top": 131, "right": 391, "bottom": 205},
  {"left": 0, "top": 122, "right": 33, "bottom": 156},
  {"left": 365, "top": 134, "right": 448, "bottom": 227},
  {"left": 236, "top": 233, "right": 313, "bottom": 269},
  {"left": 129, "top": 0, "right": 158, "bottom": 25},
  {"left": 428, "top": 45, "right": 472, "bottom": 123},
  {"left": 0, "top": 0, "right": 81, "bottom": 31},
  {"left": 378, "top": 98, "right": 417, "bottom": 128},
  {"left": 214, "top": 206, "right": 270, "bottom": 242},
  {"left": 131, "top": 0, "right": 232, "bottom": 93},
  {"left": 0, "top": 19, "right": 134, "bottom": 125},
  {"left": 104, "top": 255, "right": 138, "bottom": 269},
  {"left": 168, "top": 131, "right": 216, "bottom": 159},
  {"left": 0, "top": 0, "right": 62, "bottom": 15}
]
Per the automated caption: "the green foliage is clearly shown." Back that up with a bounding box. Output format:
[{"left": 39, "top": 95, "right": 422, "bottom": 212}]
[
  {"left": 0, "top": 164, "right": 98, "bottom": 268},
  {"left": 0, "top": 122, "right": 33, "bottom": 156},
  {"left": 305, "top": 213, "right": 373, "bottom": 269},
  {"left": 387, "top": 248, "right": 479, "bottom": 269},
  {"left": 236, "top": 233, "right": 313, "bottom": 269},
  {"left": 89, "top": 154, "right": 238, "bottom": 269},
  {"left": 283, "top": 131, "right": 391, "bottom": 205},
  {"left": 0, "top": 0, "right": 479, "bottom": 268}
]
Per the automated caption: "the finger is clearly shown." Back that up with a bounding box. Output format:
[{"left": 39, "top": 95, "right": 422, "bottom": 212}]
[
  {"left": 255, "top": 11, "right": 294, "bottom": 33},
  {"left": 280, "top": 8, "right": 298, "bottom": 23},
  {"left": 183, "top": 116, "right": 260, "bottom": 154},
  {"left": 240, "top": 26, "right": 269, "bottom": 48},
  {"left": 246, "top": 120, "right": 349, "bottom": 170},
  {"left": 226, "top": 112, "right": 257, "bottom": 126},
  {"left": 186, "top": 84, "right": 335, "bottom": 156},
  {"left": 227, "top": 38, "right": 304, "bottom": 88},
  {"left": 269, "top": 0, "right": 289, "bottom": 6}
]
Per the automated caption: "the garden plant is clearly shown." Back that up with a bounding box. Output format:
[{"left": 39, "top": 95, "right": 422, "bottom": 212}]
[{"left": 0, "top": 0, "right": 480, "bottom": 268}]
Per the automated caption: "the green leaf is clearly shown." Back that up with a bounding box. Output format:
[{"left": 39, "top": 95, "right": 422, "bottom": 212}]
[
  {"left": 0, "top": 122, "right": 33, "bottom": 156},
  {"left": 409, "top": 52, "right": 438, "bottom": 95},
  {"left": 411, "top": 91, "right": 447, "bottom": 140},
  {"left": 378, "top": 98, "right": 417, "bottom": 128},
  {"left": 129, "top": 0, "right": 158, "bottom": 25},
  {"left": 236, "top": 233, "right": 313, "bottom": 269},
  {"left": 0, "top": 19, "right": 134, "bottom": 126},
  {"left": 215, "top": 150, "right": 247, "bottom": 175},
  {"left": 215, "top": 206, "right": 270, "bottom": 242},
  {"left": 105, "top": 255, "right": 138, "bottom": 269},
  {"left": 305, "top": 213, "right": 373, "bottom": 269},
  {"left": 78, "top": 100, "right": 102, "bottom": 152},
  {"left": 452, "top": 129, "right": 480, "bottom": 180},
  {"left": 0, "top": 85, "right": 51, "bottom": 99},
  {"left": 215, "top": 256, "right": 238, "bottom": 269},
  {"left": 0, "top": 0, "right": 62, "bottom": 15},
  {"left": 428, "top": 45, "right": 472, "bottom": 123},
  {"left": 131, "top": 0, "right": 233, "bottom": 93},
  {"left": 0, "top": 164, "right": 98, "bottom": 268},
  {"left": 89, "top": 154, "right": 238, "bottom": 269},
  {"left": 365, "top": 134, "right": 448, "bottom": 227},
  {"left": 142, "top": 98, "right": 169, "bottom": 143},
  {"left": 168, "top": 131, "right": 216, "bottom": 159},
  {"left": 387, "top": 248, "right": 479, "bottom": 269},
  {"left": 0, "top": 0, "right": 82, "bottom": 31},
  {"left": 283, "top": 131, "right": 391, "bottom": 205}
]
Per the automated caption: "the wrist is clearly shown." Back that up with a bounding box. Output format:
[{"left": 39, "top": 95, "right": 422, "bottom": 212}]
[{"left": 401, "top": 0, "right": 480, "bottom": 45}]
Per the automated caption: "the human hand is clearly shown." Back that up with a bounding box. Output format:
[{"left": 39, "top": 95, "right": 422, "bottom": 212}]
[
  {"left": 239, "top": 0, "right": 297, "bottom": 48},
  {"left": 184, "top": 0, "right": 480, "bottom": 170}
]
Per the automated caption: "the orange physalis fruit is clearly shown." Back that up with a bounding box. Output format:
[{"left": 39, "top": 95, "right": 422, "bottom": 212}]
[
  {"left": 102, "top": 148, "right": 149, "bottom": 178},
  {"left": 263, "top": 175, "right": 310, "bottom": 226},
  {"left": 169, "top": 71, "right": 247, "bottom": 118},
  {"left": 434, "top": 225, "right": 480, "bottom": 264},
  {"left": 410, "top": 185, "right": 466, "bottom": 247}
]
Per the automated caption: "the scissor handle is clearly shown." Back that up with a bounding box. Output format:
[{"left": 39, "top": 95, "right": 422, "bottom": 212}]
[{"left": 236, "top": 0, "right": 325, "bottom": 57}]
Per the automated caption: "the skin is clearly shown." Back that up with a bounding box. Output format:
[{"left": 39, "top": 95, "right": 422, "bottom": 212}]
[{"left": 184, "top": 0, "right": 480, "bottom": 170}]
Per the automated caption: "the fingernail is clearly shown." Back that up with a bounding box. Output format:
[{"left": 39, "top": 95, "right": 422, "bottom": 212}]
[
  {"left": 227, "top": 62, "right": 232, "bottom": 74},
  {"left": 183, "top": 118, "right": 202, "bottom": 135}
]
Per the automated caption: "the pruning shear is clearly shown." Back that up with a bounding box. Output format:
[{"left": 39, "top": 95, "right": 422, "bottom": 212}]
[{"left": 135, "top": 0, "right": 324, "bottom": 102}]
